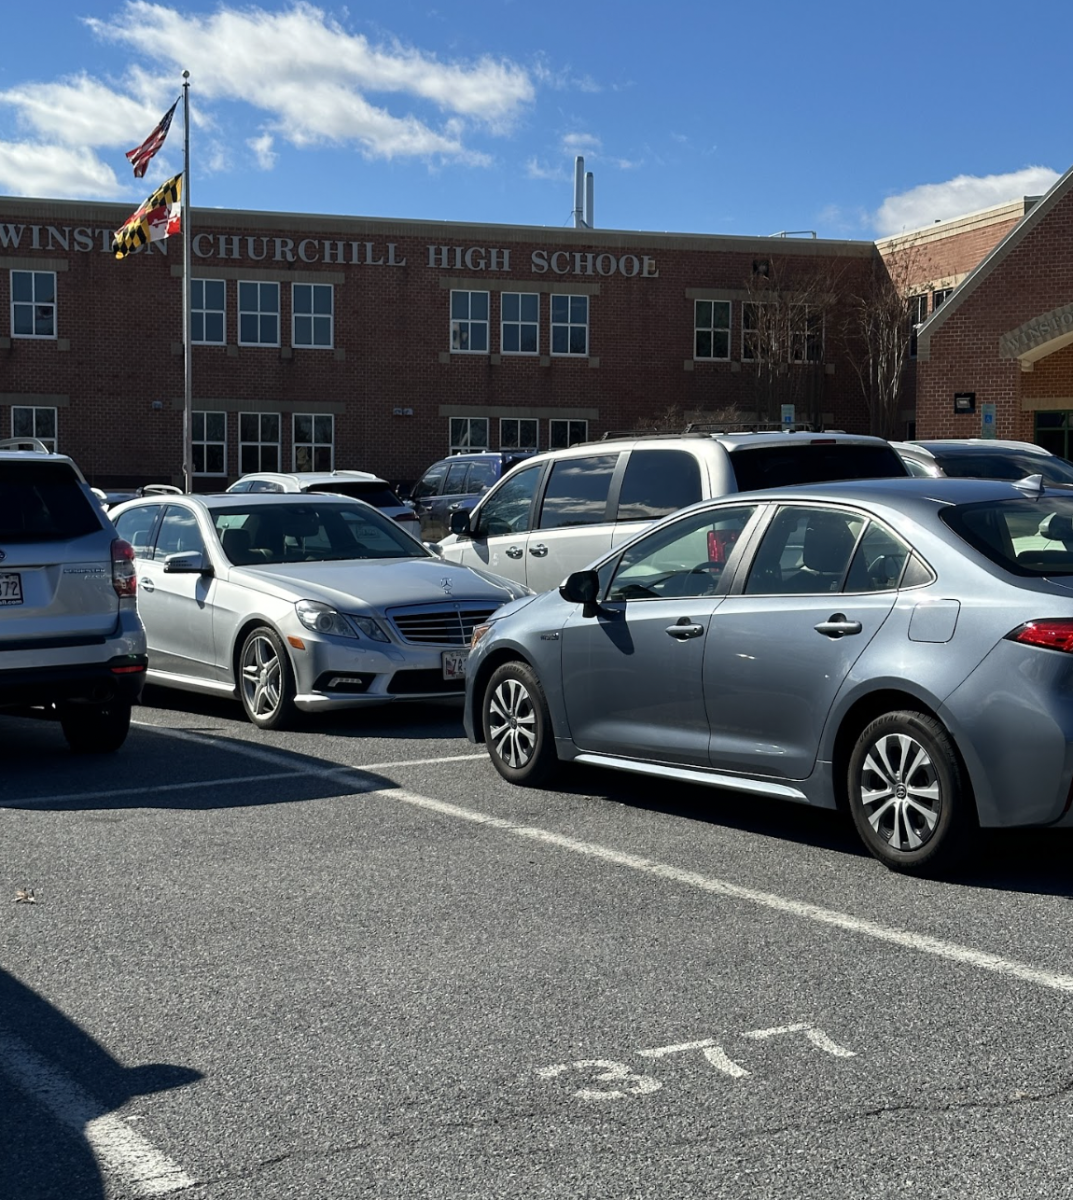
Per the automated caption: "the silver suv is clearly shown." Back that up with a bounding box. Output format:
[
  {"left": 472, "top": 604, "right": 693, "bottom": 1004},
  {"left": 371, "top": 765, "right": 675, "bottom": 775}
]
[
  {"left": 437, "top": 431, "right": 909, "bottom": 591},
  {"left": 0, "top": 442, "right": 147, "bottom": 752}
]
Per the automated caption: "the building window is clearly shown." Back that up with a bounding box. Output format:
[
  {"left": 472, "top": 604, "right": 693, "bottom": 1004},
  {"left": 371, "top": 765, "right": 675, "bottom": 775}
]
[
  {"left": 293, "top": 413, "right": 334, "bottom": 471},
  {"left": 741, "top": 301, "right": 764, "bottom": 361},
  {"left": 549, "top": 419, "right": 588, "bottom": 448},
  {"left": 551, "top": 294, "right": 589, "bottom": 356},
  {"left": 293, "top": 283, "right": 333, "bottom": 348},
  {"left": 790, "top": 308, "right": 824, "bottom": 363},
  {"left": 908, "top": 294, "right": 928, "bottom": 358},
  {"left": 500, "top": 418, "right": 538, "bottom": 452},
  {"left": 239, "top": 412, "right": 281, "bottom": 475},
  {"left": 451, "top": 291, "right": 489, "bottom": 353},
  {"left": 742, "top": 301, "right": 822, "bottom": 363},
  {"left": 12, "top": 405, "right": 57, "bottom": 451},
  {"left": 501, "top": 292, "right": 539, "bottom": 354},
  {"left": 193, "top": 411, "right": 226, "bottom": 475},
  {"left": 191, "top": 279, "right": 226, "bottom": 345},
  {"left": 11, "top": 270, "right": 56, "bottom": 339},
  {"left": 238, "top": 281, "right": 280, "bottom": 346},
  {"left": 449, "top": 417, "right": 489, "bottom": 453},
  {"left": 694, "top": 300, "right": 731, "bottom": 360},
  {"left": 932, "top": 287, "right": 954, "bottom": 310}
]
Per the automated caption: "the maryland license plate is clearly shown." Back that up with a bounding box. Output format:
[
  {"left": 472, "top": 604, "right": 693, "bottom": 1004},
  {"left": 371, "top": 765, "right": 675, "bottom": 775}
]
[
  {"left": 0, "top": 573, "right": 23, "bottom": 606},
  {"left": 442, "top": 650, "right": 468, "bottom": 680}
]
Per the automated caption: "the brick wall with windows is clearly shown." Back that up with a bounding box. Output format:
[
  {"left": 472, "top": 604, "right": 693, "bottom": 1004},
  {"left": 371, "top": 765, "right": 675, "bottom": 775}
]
[{"left": 1, "top": 197, "right": 891, "bottom": 488}]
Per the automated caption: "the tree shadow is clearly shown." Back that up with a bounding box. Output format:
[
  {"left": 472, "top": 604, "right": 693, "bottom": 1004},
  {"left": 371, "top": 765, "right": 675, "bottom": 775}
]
[{"left": 0, "top": 966, "right": 201, "bottom": 1199}]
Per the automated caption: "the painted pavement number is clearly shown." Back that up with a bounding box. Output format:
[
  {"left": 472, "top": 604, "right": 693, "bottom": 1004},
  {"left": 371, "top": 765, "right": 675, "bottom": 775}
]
[{"left": 535, "top": 1023, "right": 856, "bottom": 1102}]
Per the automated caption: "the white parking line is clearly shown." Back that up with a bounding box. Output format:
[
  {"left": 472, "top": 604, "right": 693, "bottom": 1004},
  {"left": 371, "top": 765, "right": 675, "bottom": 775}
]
[
  {"left": 33, "top": 723, "right": 1073, "bottom": 996},
  {"left": 0, "top": 1028, "right": 196, "bottom": 1196}
]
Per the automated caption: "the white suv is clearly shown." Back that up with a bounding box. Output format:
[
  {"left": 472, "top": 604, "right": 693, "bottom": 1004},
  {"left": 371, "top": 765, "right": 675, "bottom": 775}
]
[
  {"left": 227, "top": 470, "right": 418, "bottom": 533},
  {"left": 0, "top": 442, "right": 147, "bottom": 751},
  {"left": 437, "top": 431, "right": 909, "bottom": 591}
]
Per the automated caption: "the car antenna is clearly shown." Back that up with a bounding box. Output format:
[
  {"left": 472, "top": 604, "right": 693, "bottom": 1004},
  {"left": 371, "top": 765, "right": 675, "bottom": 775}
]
[{"left": 1013, "top": 473, "right": 1045, "bottom": 498}]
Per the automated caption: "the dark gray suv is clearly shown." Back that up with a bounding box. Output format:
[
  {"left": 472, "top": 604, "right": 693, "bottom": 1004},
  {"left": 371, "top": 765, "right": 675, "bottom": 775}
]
[
  {"left": 408, "top": 452, "right": 535, "bottom": 541},
  {"left": 0, "top": 444, "right": 147, "bottom": 752}
]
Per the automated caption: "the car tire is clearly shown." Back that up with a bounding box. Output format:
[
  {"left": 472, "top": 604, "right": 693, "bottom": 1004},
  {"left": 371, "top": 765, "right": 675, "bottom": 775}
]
[
  {"left": 58, "top": 699, "right": 132, "bottom": 753},
  {"left": 848, "top": 710, "right": 975, "bottom": 874},
  {"left": 483, "top": 661, "right": 558, "bottom": 787},
  {"left": 238, "top": 626, "right": 296, "bottom": 730}
]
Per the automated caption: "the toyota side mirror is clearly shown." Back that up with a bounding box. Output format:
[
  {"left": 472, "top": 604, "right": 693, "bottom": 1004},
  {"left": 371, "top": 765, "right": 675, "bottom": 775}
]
[{"left": 559, "top": 569, "right": 601, "bottom": 618}]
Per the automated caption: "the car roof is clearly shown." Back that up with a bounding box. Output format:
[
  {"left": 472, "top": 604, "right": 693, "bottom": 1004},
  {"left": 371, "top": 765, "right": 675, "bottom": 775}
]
[
  {"left": 894, "top": 439, "right": 1055, "bottom": 459},
  {"left": 113, "top": 491, "right": 372, "bottom": 513},
  {"left": 0, "top": 446, "right": 88, "bottom": 482},
  {"left": 704, "top": 474, "right": 1058, "bottom": 511},
  {"left": 552, "top": 430, "right": 895, "bottom": 458},
  {"left": 235, "top": 470, "right": 386, "bottom": 484}
]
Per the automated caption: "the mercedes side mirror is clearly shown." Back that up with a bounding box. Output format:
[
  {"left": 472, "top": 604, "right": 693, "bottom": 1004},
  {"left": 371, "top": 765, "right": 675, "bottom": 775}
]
[
  {"left": 559, "top": 569, "right": 601, "bottom": 618},
  {"left": 163, "top": 551, "right": 213, "bottom": 576}
]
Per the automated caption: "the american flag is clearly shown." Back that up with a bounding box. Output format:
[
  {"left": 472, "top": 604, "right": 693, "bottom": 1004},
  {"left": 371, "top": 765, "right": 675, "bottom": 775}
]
[{"left": 125, "top": 99, "right": 179, "bottom": 178}]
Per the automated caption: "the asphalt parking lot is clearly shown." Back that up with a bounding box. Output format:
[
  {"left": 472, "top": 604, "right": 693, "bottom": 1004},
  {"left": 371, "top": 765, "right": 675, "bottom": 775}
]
[{"left": 4, "top": 688, "right": 1073, "bottom": 1199}]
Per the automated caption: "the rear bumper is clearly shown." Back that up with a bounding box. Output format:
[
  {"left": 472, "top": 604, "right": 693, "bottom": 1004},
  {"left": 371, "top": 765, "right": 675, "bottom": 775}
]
[{"left": 0, "top": 654, "right": 148, "bottom": 708}]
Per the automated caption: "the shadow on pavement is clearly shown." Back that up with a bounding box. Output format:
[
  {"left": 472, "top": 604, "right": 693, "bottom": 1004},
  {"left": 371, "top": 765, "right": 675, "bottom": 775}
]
[{"left": 0, "top": 966, "right": 201, "bottom": 1200}]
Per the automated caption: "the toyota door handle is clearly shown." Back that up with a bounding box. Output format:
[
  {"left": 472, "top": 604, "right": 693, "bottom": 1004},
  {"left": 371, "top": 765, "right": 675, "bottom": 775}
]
[
  {"left": 505, "top": 545, "right": 524, "bottom": 559},
  {"left": 140, "top": 578, "right": 155, "bottom": 592},
  {"left": 666, "top": 618, "right": 704, "bottom": 639},
  {"left": 529, "top": 543, "right": 549, "bottom": 557},
  {"left": 815, "top": 613, "right": 862, "bottom": 638}
]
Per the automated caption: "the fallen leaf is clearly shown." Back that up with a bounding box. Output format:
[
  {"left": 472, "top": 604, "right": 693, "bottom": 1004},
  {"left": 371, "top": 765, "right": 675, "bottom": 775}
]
[{"left": 14, "top": 888, "right": 36, "bottom": 904}]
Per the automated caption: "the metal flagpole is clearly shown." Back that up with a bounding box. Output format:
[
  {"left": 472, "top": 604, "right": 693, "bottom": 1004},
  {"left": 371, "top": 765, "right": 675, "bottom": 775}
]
[{"left": 181, "top": 70, "right": 193, "bottom": 493}]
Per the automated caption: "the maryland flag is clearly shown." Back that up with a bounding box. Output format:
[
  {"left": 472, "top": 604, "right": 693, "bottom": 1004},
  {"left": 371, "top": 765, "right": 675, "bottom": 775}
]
[{"left": 112, "top": 174, "right": 182, "bottom": 260}]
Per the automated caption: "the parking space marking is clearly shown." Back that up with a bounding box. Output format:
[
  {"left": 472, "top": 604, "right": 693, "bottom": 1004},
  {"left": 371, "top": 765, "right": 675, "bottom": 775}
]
[
  {"left": 0, "top": 1028, "right": 196, "bottom": 1196},
  {"left": 97, "top": 727, "right": 1073, "bottom": 994}
]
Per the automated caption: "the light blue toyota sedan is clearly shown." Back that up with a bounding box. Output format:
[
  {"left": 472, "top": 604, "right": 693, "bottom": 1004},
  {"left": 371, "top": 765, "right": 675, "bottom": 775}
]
[{"left": 464, "top": 475, "right": 1073, "bottom": 875}]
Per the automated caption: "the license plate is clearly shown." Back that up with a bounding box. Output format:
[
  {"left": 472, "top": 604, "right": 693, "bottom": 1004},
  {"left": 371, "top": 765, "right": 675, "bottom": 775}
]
[
  {"left": 442, "top": 649, "right": 468, "bottom": 680},
  {"left": 0, "top": 573, "right": 23, "bottom": 606}
]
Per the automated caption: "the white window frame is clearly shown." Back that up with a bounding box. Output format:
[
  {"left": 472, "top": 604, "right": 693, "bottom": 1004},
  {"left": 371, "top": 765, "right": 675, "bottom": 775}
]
[
  {"left": 191, "top": 278, "right": 226, "bottom": 345},
  {"left": 500, "top": 292, "right": 540, "bottom": 355},
  {"left": 238, "top": 412, "right": 281, "bottom": 475},
  {"left": 293, "top": 412, "right": 334, "bottom": 472},
  {"left": 292, "top": 282, "right": 334, "bottom": 349},
  {"left": 192, "top": 411, "right": 227, "bottom": 476},
  {"left": 499, "top": 417, "right": 539, "bottom": 452},
  {"left": 11, "top": 270, "right": 56, "bottom": 339},
  {"left": 238, "top": 280, "right": 280, "bottom": 347},
  {"left": 790, "top": 306, "right": 824, "bottom": 363},
  {"left": 694, "top": 299, "right": 731, "bottom": 361},
  {"left": 11, "top": 405, "right": 57, "bottom": 451},
  {"left": 932, "top": 287, "right": 954, "bottom": 310},
  {"left": 449, "top": 417, "right": 489, "bottom": 454},
  {"left": 548, "top": 419, "right": 588, "bottom": 449},
  {"left": 550, "top": 294, "right": 589, "bottom": 356},
  {"left": 450, "top": 290, "right": 490, "bottom": 354}
]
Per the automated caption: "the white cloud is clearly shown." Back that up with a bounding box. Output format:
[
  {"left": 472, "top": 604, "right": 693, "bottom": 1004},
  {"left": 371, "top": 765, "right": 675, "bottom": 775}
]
[
  {"left": 0, "top": 142, "right": 123, "bottom": 198},
  {"left": 248, "top": 133, "right": 277, "bottom": 170},
  {"left": 873, "top": 166, "right": 1062, "bottom": 235},
  {"left": 525, "top": 157, "right": 569, "bottom": 182}
]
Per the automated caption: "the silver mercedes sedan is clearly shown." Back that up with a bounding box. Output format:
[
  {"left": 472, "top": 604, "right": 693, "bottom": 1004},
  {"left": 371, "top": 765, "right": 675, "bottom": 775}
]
[
  {"left": 108, "top": 492, "right": 529, "bottom": 728},
  {"left": 463, "top": 475, "right": 1073, "bottom": 875}
]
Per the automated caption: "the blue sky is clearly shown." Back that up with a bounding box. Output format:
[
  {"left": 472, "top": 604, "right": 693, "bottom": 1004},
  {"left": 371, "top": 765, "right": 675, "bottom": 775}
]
[{"left": 0, "top": 0, "right": 1068, "bottom": 241}]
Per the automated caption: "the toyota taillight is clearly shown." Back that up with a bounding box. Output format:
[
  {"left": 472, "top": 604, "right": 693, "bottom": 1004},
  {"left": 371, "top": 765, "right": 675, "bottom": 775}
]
[
  {"left": 111, "top": 538, "right": 137, "bottom": 599},
  {"left": 1007, "top": 620, "right": 1073, "bottom": 653}
]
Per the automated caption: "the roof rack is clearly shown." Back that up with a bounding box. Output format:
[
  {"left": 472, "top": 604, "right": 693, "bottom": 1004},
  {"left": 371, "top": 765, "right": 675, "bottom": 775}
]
[{"left": 0, "top": 436, "right": 52, "bottom": 453}]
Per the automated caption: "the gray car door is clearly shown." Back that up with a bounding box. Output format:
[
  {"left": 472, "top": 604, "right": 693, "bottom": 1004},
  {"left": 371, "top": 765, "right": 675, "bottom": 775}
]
[
  {"left": 704, "top": 505, "right": 901, "bottom": 781},
  {"left": 561, "top": 505, "right": 759, "bottom": 766}
]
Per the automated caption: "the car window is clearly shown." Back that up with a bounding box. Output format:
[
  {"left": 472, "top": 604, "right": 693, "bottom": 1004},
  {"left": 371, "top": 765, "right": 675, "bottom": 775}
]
[
  {"left": 942, "top": 496, "right": 1073, "bottom": 576},
  {"left": 227, "top": 480, "right": 252, "bottom": 492},
  {"left": 307, "top": 482, "right": 400, "bottom": 508},
  {"left": 538, "top": 454, "right": 619, "bottom": 530},
  {"left": 745, "top": 506, "right": 865, "bottom": 595},
  {"left": 615, "top": 449, "right": 703, "bottom": 521},
  {"left": 154, "top": 505, "right": 206, "bottom": 560},
  {"left": 412, "top": 463, "right": 448, "bottom": 501},
  {"left": 249, "top": 480, "right": 282, "bottom": 492},
  {"left": 0, "top": 460, "right": 103, "bottom": 542},
  {"left": 899, "top": 456, "right": 934, "bottom": 478},
  {"left": 728, "top": 443, "right": 907, "bottom": 491},
  {"left": 475, "top": 464, "right": 542, "bottom": 536},
  {"left": 466, "top": 461, "right": 497, "bottom": 492},
  {"left": 933, "top": 450, "right": 1073, "bottom": 484},
  {"left": 113, "top": 504, "right": 164, "bottom": 557},
  {"left": 443, "top": 462, "right": 470, "bottom": 493},
  {"left": 209, "top": 502, "right": 428, "bottom": 564},
  {"left": 608, "top": 505, "right": 758, "bottom": 601},
  {"left": 844, "top": 521, "right": 913, "bottom": 592}
]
